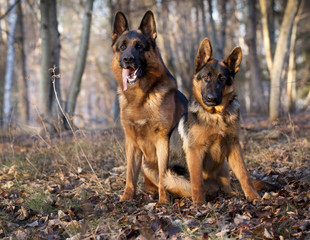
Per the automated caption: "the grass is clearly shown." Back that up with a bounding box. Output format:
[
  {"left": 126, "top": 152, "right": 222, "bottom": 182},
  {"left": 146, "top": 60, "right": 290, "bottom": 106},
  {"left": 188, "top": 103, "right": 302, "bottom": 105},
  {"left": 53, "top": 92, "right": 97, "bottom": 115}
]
[{"left": 24, "top": 191, "right": 54, "bottom": 214}]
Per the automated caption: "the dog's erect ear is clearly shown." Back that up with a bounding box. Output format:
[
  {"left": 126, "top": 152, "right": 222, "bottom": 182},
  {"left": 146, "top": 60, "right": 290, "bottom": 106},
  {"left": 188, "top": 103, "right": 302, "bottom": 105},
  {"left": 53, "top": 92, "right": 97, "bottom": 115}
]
[
  {"left": 112, "top": 12, "right": 129, "bottom": 45},
  {"left": 224, "top": 47, "right": 242, "bottom": 74},
  {"left": 139, "top": 11, "right": 157, "bottom": 40},
  {"left": 195, "top": 38, "right": 213, "bottom": 73}
]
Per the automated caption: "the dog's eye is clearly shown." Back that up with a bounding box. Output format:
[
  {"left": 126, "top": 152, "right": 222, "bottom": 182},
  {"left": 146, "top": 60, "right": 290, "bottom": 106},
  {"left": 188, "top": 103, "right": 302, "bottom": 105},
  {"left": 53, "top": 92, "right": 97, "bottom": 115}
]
[
  {"left": 135, "top": 42, "right": 143, "bottom": 50},
  {"left": 204, "top": 75, "right": 210, "bottom": 82},
  {"left": 120, "top": 43, "right": 126, "bottom": 51},
  {"left": 218, "top": 74, "right": 225, "bottom": 82}
]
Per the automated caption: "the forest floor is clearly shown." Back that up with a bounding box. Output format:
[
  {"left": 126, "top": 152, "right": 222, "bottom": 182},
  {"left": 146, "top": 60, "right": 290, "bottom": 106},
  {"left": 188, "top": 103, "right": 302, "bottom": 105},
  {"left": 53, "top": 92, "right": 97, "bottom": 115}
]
[{"left": 0, "top": 112, "right": 309, "bottom": 239}]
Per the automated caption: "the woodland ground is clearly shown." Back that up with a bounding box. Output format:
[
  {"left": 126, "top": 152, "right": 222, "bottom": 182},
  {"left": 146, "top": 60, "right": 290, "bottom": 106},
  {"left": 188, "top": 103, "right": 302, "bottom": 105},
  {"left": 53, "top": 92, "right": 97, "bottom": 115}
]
[{"left": 0, "top": 112, "right": 309, "bottom": 239}]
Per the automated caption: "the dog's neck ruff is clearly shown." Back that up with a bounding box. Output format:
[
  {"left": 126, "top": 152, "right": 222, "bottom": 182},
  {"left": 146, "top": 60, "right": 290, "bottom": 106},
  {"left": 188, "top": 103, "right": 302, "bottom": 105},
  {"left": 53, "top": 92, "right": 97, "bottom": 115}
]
[{"left": 189, "top": 95, "right": 240, "bottom": 124}]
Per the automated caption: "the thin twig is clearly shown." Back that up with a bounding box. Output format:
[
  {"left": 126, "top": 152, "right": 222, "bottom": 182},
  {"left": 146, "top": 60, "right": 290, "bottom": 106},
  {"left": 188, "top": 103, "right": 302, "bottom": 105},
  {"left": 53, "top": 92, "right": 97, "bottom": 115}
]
[
  {"left": 0, "top": 0, "right": 21, "bottom": 20},
  {"left": 49, "top": 66, "right": 104, "bottom": 191}
]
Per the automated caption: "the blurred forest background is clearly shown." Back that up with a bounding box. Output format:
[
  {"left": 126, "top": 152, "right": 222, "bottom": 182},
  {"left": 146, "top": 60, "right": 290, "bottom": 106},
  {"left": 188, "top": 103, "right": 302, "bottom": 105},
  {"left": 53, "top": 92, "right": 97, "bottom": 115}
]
[{"left": 0, "top": 0, "right": 309, "bottom": 133}]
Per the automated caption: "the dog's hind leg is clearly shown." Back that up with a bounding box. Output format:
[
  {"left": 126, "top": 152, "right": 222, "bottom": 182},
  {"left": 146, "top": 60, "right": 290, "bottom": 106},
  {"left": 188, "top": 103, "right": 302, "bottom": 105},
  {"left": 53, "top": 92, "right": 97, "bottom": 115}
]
[
  {"left": 217, "top": 161, "right": 233, "bottom": 195},
  {"left": 143, "top": 161, "right": 159, "bottom": 194}
]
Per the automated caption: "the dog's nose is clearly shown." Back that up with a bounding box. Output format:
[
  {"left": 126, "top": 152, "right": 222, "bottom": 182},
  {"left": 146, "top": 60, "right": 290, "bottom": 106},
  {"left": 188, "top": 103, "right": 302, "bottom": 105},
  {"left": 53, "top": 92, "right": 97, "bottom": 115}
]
[
  {"left": 123, "top": 54, "right": 135, "bottom": 63},
  {"left": 206, "top": 94, "right": 216, "bottom": 102}
]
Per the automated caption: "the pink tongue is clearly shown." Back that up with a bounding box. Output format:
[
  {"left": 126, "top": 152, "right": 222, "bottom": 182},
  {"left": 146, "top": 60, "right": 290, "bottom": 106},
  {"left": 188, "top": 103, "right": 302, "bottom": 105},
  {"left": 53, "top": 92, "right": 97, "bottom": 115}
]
[{"left": 122, "top": 69, "right": 131, "bottom": 91}]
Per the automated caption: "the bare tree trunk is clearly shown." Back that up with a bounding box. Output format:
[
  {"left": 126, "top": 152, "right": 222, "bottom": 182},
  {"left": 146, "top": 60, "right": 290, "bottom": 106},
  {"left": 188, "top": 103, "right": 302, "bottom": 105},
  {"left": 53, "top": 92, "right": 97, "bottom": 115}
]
[
  {"left": 40, "top": 0, "right": 52, "bottom": 118},
  {"left": 245, "top": 0, "right": 267, "bottom": 114},
  {"left": 158, "top": 0, "right": 177, "bottom": 77},
  {"left": 302, "top": 90, "right": 310, "bottom": 111},
  {"left": 3, "top": 0, "right": 17, "bottom": 129},
  {"left": 286, "top": 0, "right": 304, "bottom": 113},
  {"left": 269, "top": 0, "right": 299, "bottom": 121},
  {"left": 16, "top": 1, "right": 29, "bottom": 124},
  {"left": 259, "top": 0, "right": 273, "bottom": 74},
  {"left": 207, "top": 0, "right": 219, "bottom": 56},
  {"left": 49, "top": 1, "right": 61, "bottom": 116},
  {"left": 267, "top": 0, "right": 275, "bottom": 57},
  {"left": 40, "top": 0, "right": 64, "bottom": 132},
  {"left": 199, "top": 0, "right": 207, "bottom": 38},
  {"left": 218, "top": 0, "right": 227, "bottom": 59},
  {"left": 66, "top": 0, "right": 94, "bottom": 119},
  {"left": 195, "top": 4, "right": 200, "bottom": 47},
  {"left": 0, "top": 7, "right": 7, "bottom": 125}
]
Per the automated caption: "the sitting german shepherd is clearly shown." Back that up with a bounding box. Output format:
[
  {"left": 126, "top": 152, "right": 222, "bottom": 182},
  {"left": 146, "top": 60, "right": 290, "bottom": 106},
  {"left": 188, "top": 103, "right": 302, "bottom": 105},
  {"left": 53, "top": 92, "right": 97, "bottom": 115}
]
[
  {"left": 111, "top": 11, "right": 187, "bottom": 204},
  {"left": 164, "top": 38, "right": 260, "bottom": 204}
]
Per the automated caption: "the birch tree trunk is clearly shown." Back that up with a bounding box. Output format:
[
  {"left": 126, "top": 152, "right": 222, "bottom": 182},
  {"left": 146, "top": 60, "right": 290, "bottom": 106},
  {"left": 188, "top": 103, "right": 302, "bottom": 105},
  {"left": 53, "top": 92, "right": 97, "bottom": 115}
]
[
  {"left": 269, "top": 0, "right": 299, "bottom": 121},
  {"left": 16, "top": 1, "right": 29, "bottom": 124},
  {"left": 3, "top": 0, "right": 17, "bottom": 129},
  {"left": 66, "top": 0, "right": 94, "bottom": 119},
  {"left": 245, "top": 0, "right": 267, "bottom": 114}
]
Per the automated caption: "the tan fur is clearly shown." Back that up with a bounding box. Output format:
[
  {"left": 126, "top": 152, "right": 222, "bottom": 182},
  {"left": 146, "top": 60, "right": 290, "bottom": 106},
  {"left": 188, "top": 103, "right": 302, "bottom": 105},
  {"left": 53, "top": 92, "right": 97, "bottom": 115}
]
[
  {"left": 166, "top": 38, "right": 260, "bottom": 204},
  {"left": 163, "top": 170, "right": 192, "bottom": 198},
  {"left": 111, "top": 13, "right": 186, "bottom": 204},
  {"left": 184, "top": 95, "right": 259, "bottom": 203}
]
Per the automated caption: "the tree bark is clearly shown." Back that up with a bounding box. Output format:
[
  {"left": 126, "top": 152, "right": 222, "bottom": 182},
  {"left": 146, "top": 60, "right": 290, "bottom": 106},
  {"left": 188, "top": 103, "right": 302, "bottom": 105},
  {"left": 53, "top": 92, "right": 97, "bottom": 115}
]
[
  {"left": 48, "top": 0, "right": 63, "bottom": 122},
  {"left": 3, "top": 0, "right": 18, "bottom": 129},
  {"left": 16, "top": 1, "right": 29, "bottom": 124},
  {"left": 207, "top": 0, "right": 219, "bottom": 57},
  {"left": 259, "top": 0, "right": 273, "bottom": 75},
  {"left": 40, "top": 0, "right": 52, "bottom": 117},
  {"left": 40, "top": 0, "right": 64, "bottom": 132},
  {"left": 286, "top": 0, "right": 304, "bottom": 113},
  {"left": 267, "top": 0, "right": 275, "bottom": 57},
  {"left": 66, "top": 0, "right": 94, "bottom": 118},
  {"left": 218, "top": 0, "right": 226, "bottom": 59},
  {"left": 302, "top": 90, "right": 310, "bottom": 111},
  {"left": 0, "top": 7, "right": 7, "bottom": 125},
  {"left": 199, "top": 0, "right": 207, "bottom": 39},
  {"left": 245, "top": 0, "right": 267, "bottom": 114},
  {"left": 269, "top": 0, "right": 299, "bottom": 121}
]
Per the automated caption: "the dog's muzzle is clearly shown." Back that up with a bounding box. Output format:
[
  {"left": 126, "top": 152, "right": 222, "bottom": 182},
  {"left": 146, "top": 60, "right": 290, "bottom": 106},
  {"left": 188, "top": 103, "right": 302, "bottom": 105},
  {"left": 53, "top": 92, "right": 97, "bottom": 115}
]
[{"left": 122, "top": 67, "right": 142, "bottom": 91}]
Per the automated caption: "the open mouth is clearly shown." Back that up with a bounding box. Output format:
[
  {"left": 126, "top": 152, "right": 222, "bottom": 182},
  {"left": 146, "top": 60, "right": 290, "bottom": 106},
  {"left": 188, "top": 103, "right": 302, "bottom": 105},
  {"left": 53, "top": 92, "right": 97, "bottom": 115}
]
[{"left": 122, "top": 67, "right": 142, "bottom": 91}]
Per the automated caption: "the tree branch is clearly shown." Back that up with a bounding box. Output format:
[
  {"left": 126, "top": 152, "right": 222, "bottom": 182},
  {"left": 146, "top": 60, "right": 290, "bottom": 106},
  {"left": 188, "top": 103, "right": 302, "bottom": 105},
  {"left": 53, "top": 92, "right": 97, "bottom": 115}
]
[{"left": 0, "top": 0, "right": 21, "bottom": 20}]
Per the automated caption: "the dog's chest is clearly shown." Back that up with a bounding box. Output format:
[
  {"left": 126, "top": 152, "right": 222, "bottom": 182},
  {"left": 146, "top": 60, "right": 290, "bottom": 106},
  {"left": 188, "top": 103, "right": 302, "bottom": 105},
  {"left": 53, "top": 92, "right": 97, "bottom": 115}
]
[{"left": 122, "top": 105, "right": 163, "bottom": 136}]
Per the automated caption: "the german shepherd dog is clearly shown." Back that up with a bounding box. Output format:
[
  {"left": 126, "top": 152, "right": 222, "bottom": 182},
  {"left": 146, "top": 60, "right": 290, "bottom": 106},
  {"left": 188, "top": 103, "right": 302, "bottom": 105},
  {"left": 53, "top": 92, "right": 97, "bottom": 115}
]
[
  {"left": 164, "top": 38, "right": 260, "bottom": 204},
  {"left": 111, "top": 11, "right": 187, "bottom": 204}
]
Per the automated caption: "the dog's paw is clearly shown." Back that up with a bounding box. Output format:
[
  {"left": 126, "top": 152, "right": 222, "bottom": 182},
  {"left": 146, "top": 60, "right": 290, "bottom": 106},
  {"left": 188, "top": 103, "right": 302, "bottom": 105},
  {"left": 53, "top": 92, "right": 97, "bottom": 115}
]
[
  {"left": 120, "top": 189, "right": 134, "bottom": 201},
  {"left": 246, "top": 191, "right": 261, "bottom": 202}
]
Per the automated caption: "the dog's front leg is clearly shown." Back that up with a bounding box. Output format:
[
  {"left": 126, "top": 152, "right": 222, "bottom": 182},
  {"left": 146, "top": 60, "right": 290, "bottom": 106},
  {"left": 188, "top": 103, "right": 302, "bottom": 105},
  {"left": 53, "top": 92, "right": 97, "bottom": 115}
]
[
  {"left": 186, "top": 148, "right": 204, "bottom": 204},
  {"left": 120, "top": 140, "right": 142, "bottom": 201},
  {"left": 228, "top": 143, "right": 260, "bottom": 201},
  {"left": 156, "top": 138, "right": 169, "bottom": 204}
]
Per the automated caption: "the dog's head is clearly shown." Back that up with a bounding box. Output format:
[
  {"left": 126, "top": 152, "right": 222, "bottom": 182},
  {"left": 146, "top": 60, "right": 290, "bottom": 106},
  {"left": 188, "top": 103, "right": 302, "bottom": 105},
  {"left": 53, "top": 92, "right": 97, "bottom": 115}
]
[
  {"left": 192, "top": 38, "right": 242, "bottom": 109},
  {"left": 112, "top": 11, "right": 157, "bottom": 91}
]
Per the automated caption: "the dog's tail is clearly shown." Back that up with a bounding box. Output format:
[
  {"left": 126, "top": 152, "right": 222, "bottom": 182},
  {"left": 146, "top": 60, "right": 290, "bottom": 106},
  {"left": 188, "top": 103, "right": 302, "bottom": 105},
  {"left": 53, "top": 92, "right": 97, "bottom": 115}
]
[
  {"left": 252, "top": 179, "right": 281, "bottom": 192},
  {"left": 163, "top": 169, "right": 192, "bottom": 198}
]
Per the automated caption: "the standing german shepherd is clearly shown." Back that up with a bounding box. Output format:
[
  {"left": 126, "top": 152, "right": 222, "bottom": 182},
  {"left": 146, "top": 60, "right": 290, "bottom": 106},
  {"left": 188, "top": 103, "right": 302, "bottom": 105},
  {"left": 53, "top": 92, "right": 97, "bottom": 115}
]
[
  {"left": 111, "top": 11, "right": 187, "bottom": 204},
  {"left": 164, "top": 38, "right": 260, "bottom": 204}
]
